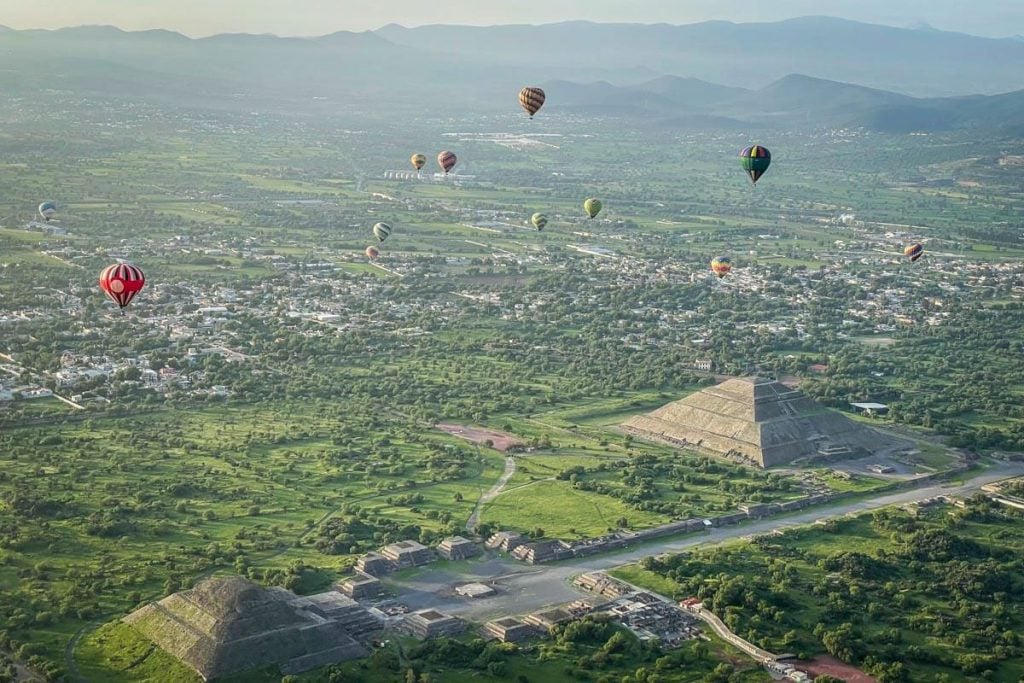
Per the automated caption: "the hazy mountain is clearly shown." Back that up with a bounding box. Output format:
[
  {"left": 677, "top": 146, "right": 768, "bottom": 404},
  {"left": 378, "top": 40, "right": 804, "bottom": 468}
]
[
  {"left": 376, "top": 17, "right": 1024, "bottom": 97},
  {"left": 0, "top": 20, "right": 1022, "bottom": 132},
  {"left": 548, "top": 72, "right": 1024, "bottom": 132}
]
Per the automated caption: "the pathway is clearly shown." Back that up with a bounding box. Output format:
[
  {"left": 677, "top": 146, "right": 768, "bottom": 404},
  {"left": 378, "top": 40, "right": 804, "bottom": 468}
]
[
  {"left": 466, "top": 456, "right": 517, "bottom": 533},
  {"left": 690, "top": 606, "right": 776, "bottom": 662}
]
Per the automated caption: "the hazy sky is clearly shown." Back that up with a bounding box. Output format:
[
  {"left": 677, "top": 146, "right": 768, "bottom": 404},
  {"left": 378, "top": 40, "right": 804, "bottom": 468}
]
[{"left": 1, "top": 0, "right": 1021, "bottom": 38}]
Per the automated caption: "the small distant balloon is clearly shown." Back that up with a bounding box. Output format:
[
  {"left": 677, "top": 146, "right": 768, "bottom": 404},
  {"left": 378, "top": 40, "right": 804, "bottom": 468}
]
[
  {"left": 710, "top": 256, "right": 732, "bottom": 279},
  {"left": 519, "top": 87, "right": 546, "bottom": 119},
  {"left": 437, "top": 151, "right": 457, "bottom": 175},
  {"left": 365, "top": 246, "right": 380, "bottom": 261},
  {"left": 38, "top": 201, "right": 57, "bottom": 222},
  {"left": 739, "top": 145, "right": 772, "bottom": 184},
  {"left": 584, "top": 198, "right": 603, "bottom": 219},
  {"left": 373, "top": 222, "right": 392, "bottom": 243},
  {"left": 904, "top": 243, "right": 924, "bottom": 262},
  {"left": 99, "top": 262, "right": 145, "bottom": 312},
  {"left": 410, "top": 153, "right": 426, "bottom": 171},
  {"left": 531, "top": 213, "right": 549, "bottom": 231}
]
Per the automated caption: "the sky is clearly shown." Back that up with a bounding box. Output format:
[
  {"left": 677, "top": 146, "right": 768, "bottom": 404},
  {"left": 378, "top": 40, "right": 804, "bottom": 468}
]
[{"left": 0, "top": 0, "right": 1021, "bottom": 38}]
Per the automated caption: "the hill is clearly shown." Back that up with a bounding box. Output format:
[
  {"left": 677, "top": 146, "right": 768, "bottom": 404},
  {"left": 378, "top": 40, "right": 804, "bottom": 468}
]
[
  {"left": 376, "top": 17, "right": 1024, "bottom": 97},
  {"left": 547, "top": 73, "right": 1024, "bottom": 132}
]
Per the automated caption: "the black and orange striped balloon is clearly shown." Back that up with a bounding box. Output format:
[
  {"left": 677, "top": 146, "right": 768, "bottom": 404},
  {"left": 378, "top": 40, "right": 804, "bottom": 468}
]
[
  {"left": 904, "top": 243, "right": 924, "bottom": 262},
  {"left": 519, "top": 87, "right": 546, "bottom": 118},
  {"left": 99, "top": 262, "right": 145, "bottom": 310}
]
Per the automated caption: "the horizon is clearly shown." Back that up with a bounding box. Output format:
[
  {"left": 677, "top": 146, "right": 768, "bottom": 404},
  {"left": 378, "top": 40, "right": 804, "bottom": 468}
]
[
  {"left": 1, "top": 15, "right": 1021, "bottom": 42},
  {"left": 0, "top": 1, "right": 1021, "bottom": 39}
]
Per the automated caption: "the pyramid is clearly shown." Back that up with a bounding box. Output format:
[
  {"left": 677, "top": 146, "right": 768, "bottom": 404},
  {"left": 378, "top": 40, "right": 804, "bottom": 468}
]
[
  {"left": 623, "top": 376, "right": 906, "bottom": 467},
  {"left": 124, "top": 577, "right": 374, "bottom": 681}
]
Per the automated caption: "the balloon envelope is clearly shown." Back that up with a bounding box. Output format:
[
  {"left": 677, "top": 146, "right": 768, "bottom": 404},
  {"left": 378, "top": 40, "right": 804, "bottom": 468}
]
[
  {"left": 739, "top": 145, "right": 772, "bottom": 184},
  {"left": 531, "top": 213, "right": 548, "bottom": 231},
  {"left": 38, "top": 201, "right": 57, "bottom": 221},
  {"left": 711, "top": 256, "right": 732, "bottom": 279},
  {"left": 366, "top": 246, "right": 380, "bottom": 261},
  {"left": 438, "top": 151, "right": 457, "bottom": 174},
  {"left": 99, "top": 262, "right": 145, "bottom": 310},
  {"left": 519, "top": 87, "right": 546, "bottom": 118},
  {"left": 904, "top": 243, "right": 924, "bottom": 262},
  {"left": 410, "top": 154, "right": 426, "bottom": 171},
  {"left": 584, "top": 198, "right": 603, "bottom": 219},
  {"left": 373, "top": 222, "right": 392, "bottom": 243}
]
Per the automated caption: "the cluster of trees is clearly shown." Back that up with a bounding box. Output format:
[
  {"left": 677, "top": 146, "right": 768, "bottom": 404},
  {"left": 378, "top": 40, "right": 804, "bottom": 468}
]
[{"left": 641, "top": 500, "right": 1024, "bottom": 680}]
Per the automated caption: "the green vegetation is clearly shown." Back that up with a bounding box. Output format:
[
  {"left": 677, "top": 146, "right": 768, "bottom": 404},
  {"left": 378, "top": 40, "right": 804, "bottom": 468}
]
[
  {"left": 627, "top": 498, "right": 1024, "bottom": 682},
  {"left": 0, "top": 52, "right": 1020, "bottom": 683},
  {"left": 297, "top": 618, "right": 768, "bottom": 683}
]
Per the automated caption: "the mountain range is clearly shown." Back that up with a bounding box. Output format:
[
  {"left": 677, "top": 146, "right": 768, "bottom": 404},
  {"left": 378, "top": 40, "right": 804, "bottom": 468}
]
[{"left": 0, "top": 18, "right": 1022, "bottom": 132}]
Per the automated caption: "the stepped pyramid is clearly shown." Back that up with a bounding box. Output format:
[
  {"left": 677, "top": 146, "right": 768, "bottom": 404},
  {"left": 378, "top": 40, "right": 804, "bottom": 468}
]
[
  {"left": 124, "top": 577, "right": 375, "bottom": 681},
  {"left": 623, "top": 376, "right": 905, "bottom": 467}
]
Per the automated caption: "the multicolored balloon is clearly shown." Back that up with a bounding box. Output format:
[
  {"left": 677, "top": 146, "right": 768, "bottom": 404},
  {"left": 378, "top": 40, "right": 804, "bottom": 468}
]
[
  {"left": 438, "top": 151, "right": 457, "bottom": 175},
  {"left": 904, "top": 243, "right": 924, "bottom": 262},
  {"left": 373, "top": 222, "right": 392, "bottom": 243},
  {"left": 38, "top": 201, "right": 57, "bottom": 222},
  {"left": 99, "top": 262, "right": 145, "bottom": 311},
  {"left": 366, "top": 246, "right": 380, "bottom": 261},
  {"left": 410, "top": 153, "right": 426, "bottom": 171},
  {"left": 739, "top": 145, "right": 772, "bottom": 184},
  {"left": 584, "top": 198, "right": 603, "bottom": 219},
  {"left": 519, "top": 87, "right": 546, "bottom": 119},
  {"left": 710, "top": 256, "right": 732, "bottom": 279},
  {"left": 531, "top": 213, "right": 548, "bottom": 231}
]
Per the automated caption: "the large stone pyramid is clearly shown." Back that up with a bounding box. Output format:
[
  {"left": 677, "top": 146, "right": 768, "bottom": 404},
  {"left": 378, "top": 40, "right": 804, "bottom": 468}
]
[
  {"left": 623, "top": 376, "right": 906, "bottom": 467},
  {"left": 124, "top": 577, "right": 375, "bottom": 681}
]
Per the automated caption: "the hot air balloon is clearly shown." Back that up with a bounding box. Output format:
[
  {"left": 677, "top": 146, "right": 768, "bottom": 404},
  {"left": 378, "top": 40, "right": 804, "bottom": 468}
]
[
  {"left": 38, "top": 201, "right": 57, "bottom": 222},
  {"left": 410, "top": 153, "right": 426, "bottom": 172},
  {"left": 904, "top": 243, "right": 924, "bottom": 262},
  {"left": 584, "top": 198, "right": 603, "bottom": 219},
  {"left": 373, "top": 222, "right": 392, "bottom": 243},
  {"left": 438, "top": 151, "right": 457, "bottom": 175},
  {"left": 99, "top": 262, "right": 145, "bottom": 312},
  {"left": 519, "top": 87, "right": 546, "bottom": 119},
  {"left": 710, "top": 256, "right": 732, "bottom": 279},
  {"left": 531, "top": 213, "right": 549, "bottom": 231},
  {"left": 739, "top": 145, "right": 772, "bottom": 184},
  {"left": 366, "top": 246, "right": 380, "bottom": 261}
]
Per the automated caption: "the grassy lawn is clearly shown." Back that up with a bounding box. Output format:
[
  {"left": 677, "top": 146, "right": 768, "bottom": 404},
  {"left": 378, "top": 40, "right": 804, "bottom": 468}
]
[{"left": 480, "top": 479, "right": 669, "bottom": 537}]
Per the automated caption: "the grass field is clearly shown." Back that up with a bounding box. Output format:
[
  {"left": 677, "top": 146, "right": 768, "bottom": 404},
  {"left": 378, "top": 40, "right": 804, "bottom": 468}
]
[{"left": 481, "top": 479, "right": 670, "bottom": 537}]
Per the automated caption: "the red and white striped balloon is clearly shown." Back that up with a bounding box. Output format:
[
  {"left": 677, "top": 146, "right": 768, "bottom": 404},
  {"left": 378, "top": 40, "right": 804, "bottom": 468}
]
[{"left": 99, "top": 262, "right": 146, "bottom": 311}]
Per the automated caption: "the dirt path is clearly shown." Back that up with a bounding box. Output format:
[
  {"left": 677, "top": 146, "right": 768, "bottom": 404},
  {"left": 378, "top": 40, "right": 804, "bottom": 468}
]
[
  {"left": 64, "top": 621, "right": 99, "bottom": 683},
  {"left": 466, "top": 456, "right": 517, "bottom": 533}
]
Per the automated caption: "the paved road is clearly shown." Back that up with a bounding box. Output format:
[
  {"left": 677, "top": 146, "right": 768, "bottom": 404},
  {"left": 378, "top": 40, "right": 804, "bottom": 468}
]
[{"left": 385, "top": 464, "right": 1024, "bottom": 624}]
